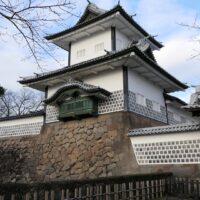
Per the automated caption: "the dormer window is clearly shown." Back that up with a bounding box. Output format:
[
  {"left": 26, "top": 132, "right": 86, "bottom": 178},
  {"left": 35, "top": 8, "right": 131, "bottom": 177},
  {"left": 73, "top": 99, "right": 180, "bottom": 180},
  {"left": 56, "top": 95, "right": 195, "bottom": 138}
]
[
  {"left": 136, "top": 93, "right": 146, "bottom": 106},
  {"left": 95, "top": 43, "right": 104, "bottom": 53},
  {"left": 44, "top": 81, "right": 111, "bottom": 120},
  {"left": 77, "top": 49, "right": 86, "bottom": 59}
]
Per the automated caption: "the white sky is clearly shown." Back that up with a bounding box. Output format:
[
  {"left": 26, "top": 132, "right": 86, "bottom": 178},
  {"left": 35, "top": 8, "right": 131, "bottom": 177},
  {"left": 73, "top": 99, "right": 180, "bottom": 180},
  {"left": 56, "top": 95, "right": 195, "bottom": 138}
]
[{"left": 0, "top": 0, "right": 200, "bottom": 103}]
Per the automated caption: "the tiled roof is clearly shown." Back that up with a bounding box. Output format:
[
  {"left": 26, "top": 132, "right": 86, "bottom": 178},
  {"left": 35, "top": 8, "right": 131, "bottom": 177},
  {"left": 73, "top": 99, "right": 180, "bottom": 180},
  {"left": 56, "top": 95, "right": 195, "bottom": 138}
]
[
  {"left": 45, "top": 5, "right": 163, "bottom": 48},
  {"left": 76, "top": 3, "right": 106, "bottom": 25},
  {"left": 44, "top": 81, "right": 111, "bottom": 104},
  {"left": 0, "top": 110, "right": 44, "bottom": 122},
  {"left": 182, "top": 104, "right": 200, "bottom": 110},
  {"left": 128, "top": 123, "right": 200, "bottom": 136},
  {"left": 19, "top": 46, "right": 188, "bottom": 91},
  {"left": 164, "top": 93, "right": 187, "bottom": 106}
]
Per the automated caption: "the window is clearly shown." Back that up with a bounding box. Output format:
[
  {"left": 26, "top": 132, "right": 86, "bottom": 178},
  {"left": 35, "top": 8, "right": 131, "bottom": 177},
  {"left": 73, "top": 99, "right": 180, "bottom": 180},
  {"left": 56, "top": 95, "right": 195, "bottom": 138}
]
[
  {"left": 77, "top": 49, "right": 85, "bottom": 58},
  {"left": 95, "top": 43, "right": 104, "bottom": 53},
  {"left": 136, "top": 93, "right": 146, "bottom": 106},
  {"left": 153, "top": 101, "right": 161, "bottom": 112}
]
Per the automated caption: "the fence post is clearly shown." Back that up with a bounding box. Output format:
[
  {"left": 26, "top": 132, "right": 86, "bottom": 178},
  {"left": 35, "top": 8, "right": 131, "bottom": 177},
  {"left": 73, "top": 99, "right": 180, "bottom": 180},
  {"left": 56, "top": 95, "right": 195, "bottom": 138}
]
[
  {"left": 114, "top": 183, "right": 119, "bottom": 200},
  {"left": 25, "top": 193, "right": 29, "bottom": 200},
  {"left": 34, "top": 191, "right": 37, "bottom": 200},
  {"left": 11, "top": 194, "right": 15, "bottom": 200},
  {"left": 45, "top": 191, "right": 49, "bottom": 200},
  {"left": 197, "top": 180, "right": 199, "bottom": 198},
  {"left": 136, "top": 181, "right": 140, "bottom": 200},
  {"left": 128, "top": 182, "right": 133, "bottom": 200},
  {"left": 105, "top": 184, "right": 110, "bottom": 200},
  {"left": 51, "top": 190, "right": 54, "bottom": 200}
]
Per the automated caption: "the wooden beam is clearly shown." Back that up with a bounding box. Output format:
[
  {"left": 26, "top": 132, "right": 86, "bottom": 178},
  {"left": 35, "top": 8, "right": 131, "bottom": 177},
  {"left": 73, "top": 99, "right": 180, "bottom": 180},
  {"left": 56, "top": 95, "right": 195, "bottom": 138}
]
[
  {"left": 111, "top": 26, "right": 116, "bottom": 51},
  {"left": 123, "top": 66, "right": 128, "bottom": 111}
]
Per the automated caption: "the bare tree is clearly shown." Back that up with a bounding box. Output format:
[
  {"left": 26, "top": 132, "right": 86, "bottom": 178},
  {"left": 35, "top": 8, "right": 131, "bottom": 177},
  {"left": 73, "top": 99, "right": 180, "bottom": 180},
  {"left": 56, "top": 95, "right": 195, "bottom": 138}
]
[
  {"left": 180, "top": 16, "right": 200, "bottom": 59},
  {"left": 0, "top": 88, "right": 44, "bottom": 117},
  {"left": 0, "top": 0, "right": 77, "bottom": 69},
  {"left": 0, "top": 86, "right": 4, "bottom": 96},
  {"left": 0, "top": 90, "right": 15, "bottom": 117}
]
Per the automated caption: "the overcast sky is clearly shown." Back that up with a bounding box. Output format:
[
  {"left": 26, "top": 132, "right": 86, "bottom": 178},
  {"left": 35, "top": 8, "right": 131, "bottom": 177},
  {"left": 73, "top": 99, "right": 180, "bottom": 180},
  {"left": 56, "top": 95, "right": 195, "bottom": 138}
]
[{"left": 0, "top": 0, "right": 200, "bottom": 102}]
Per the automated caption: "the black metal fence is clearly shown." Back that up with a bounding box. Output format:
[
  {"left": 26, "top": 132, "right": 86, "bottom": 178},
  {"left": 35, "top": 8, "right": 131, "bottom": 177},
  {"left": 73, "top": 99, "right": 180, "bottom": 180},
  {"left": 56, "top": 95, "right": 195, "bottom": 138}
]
[{"left": 0, "top": 173, "right": 172, "bottom": 200}]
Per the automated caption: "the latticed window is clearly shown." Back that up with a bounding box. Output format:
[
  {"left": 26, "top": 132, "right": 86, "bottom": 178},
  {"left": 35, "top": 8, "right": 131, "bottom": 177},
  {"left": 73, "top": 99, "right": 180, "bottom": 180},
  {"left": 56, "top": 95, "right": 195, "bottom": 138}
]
[
  {"left": 136, "top": 93, "right": 146, "bottom": 106},
  {"left": 95, "top": 43, "right": 104, "bottom": 53},
  {"left": 77, "top": 49, "right": 86, "bottom": 58}
]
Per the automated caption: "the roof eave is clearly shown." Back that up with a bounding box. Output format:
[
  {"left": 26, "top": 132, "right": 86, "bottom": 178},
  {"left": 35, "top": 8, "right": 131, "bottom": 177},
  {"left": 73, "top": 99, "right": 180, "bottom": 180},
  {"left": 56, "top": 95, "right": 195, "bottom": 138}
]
[
  {"left": 45, "top": 5, "right": 163, "bottom": 49},
  {"left": 132, "top": 48, "right": 188, "bottom": 91},
  {"left": 164, "top": 94, "right": 187, "bottom": 106},
  {"left": 19, "top": 47, "right": 187, "bottom": 92}
]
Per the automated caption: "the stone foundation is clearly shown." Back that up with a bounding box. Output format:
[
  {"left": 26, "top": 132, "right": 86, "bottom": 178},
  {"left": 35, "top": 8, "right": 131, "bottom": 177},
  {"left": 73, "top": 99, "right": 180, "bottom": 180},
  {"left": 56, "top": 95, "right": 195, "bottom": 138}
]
[{"left": 0, "top": 111, "right": 198, "bottom": 183}]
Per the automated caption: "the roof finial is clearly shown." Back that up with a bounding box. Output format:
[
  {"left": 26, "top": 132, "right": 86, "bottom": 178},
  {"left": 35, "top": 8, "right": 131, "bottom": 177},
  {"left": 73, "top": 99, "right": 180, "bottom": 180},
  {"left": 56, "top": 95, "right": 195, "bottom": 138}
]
[
  {"left": 87, "top": 0, "right": 91, "bottom": 4},
  {"left": 130, "top": 14, "right": 137, "bottom": 18},
  {"left": 118, "top": 0, "right": 120, "bottom": 5}
]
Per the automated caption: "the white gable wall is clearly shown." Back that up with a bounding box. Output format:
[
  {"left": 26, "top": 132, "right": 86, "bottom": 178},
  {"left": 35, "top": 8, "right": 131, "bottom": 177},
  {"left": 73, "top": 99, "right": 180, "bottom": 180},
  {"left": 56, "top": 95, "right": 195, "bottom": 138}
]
[
  {"left": 71, "top": 29, "right": 111, "bottom": 65},
  {"left": 47, "top": 68, "right": 123, "bottom": 99},
  {"left": 48, "top": 84, "right": 63, "bottom": 98},
  {"left": 128, "top": 68, "right": 165, "bottom": 105},
  {"left": 83, "top": 68, "right": 123, "bottom": 92},
  {"left": 116, "top": 29, "right": 131, "bottom": 51}
]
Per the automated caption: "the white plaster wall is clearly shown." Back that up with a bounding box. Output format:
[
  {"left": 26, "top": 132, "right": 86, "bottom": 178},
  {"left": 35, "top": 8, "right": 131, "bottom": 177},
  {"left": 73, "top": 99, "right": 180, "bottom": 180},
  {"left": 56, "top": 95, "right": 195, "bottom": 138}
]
[
  {"left": 0, "top": 116, "right": 43, "bottom": 127},
  {"left": 128, "top": 69, "right": 165, "bottom": 105},
  {"left": 116, "top": 29, "right": 131, "bottom": 51},
  {"left": 130, "top": 131, "right": 200, "bottom": 145},
  {"left": 83, "top": 68, "right": 123, "bottom": 92},
  {"left": 47, "top": 84, "right": 63, "bottom": 98},
  {"left": 130, "top": 131, "right": 200, "bottom": 165},
  {"left": 167, "top": 104, "right": 197, "bottom": 123},
  {"left": 71, "top": 29, "right": 111, "bottom": 65},
  {"left": 47, "top": 68, "right": 123, "bottom": 99}
]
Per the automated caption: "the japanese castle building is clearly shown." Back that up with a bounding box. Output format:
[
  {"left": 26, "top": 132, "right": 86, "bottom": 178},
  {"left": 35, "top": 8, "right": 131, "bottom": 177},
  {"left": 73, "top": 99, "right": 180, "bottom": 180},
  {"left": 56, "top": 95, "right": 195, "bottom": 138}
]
[
  {"left": 19, "top": 3, "right": 194, "bottom": 125},
  {"left": 0, "top": 3, "right": 200, "bottom": 183}
]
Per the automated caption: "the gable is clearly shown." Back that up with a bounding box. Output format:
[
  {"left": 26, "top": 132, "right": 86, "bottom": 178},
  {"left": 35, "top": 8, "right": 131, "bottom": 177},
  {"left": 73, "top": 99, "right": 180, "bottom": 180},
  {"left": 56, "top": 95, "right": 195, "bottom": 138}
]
[
  {"left": 77, "top": 10, "right": 99, "bottom": 25},
  {"left": 76, "top": 3, "right": 106, "bottom": 25},
  {"left": 144, "top": 48, "right": 157, "bottom": 62}
]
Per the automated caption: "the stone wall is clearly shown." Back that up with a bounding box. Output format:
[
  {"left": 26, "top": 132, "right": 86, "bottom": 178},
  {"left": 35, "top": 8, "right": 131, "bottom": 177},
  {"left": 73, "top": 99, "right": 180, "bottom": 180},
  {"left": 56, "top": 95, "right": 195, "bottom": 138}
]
[
  {"left": 0, "top": 112, "right": 164, "bottom": 183},
  {"left": 1, "top": 111, "right": 198, "bottom": 183}
]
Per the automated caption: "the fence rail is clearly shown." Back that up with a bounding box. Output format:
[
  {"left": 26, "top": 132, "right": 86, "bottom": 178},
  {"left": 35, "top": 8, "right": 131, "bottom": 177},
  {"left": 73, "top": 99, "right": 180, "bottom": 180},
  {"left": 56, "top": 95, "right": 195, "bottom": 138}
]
[
  {"left": 168, "top": 177, "right": 200, "bottom": 199},
  {"left": 0, "top": 173, "right": 172, "bottom": 200}
]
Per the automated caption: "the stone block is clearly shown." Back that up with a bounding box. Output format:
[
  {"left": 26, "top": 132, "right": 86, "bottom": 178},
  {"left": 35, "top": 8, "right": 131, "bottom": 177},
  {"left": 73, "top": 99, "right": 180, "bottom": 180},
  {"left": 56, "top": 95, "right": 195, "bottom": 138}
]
[{"left": 95, "top": 127, "right": 104, "bottom": 140}]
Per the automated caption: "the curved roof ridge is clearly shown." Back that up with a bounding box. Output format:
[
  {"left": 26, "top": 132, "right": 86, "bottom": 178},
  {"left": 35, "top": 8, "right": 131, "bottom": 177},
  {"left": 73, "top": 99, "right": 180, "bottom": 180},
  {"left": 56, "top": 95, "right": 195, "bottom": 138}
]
[
  {"left": 76, "top": 2, "right": 107, "bottom": 25},
  {"left": 44, "top": 81, "right": 111, "bottom": 104}
]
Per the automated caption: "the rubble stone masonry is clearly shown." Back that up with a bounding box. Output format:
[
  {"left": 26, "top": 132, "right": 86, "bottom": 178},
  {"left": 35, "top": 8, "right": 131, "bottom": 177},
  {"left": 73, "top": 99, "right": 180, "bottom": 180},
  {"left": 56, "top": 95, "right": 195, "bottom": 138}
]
[{"left": 0, "top": 112, "right": 195, "bottom": 183}]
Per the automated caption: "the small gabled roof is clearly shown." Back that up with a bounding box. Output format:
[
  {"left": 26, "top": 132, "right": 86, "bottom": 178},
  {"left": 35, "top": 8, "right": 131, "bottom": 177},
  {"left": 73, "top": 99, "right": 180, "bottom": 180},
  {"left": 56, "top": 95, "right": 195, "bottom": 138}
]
[
  {"left": 182, "top": 104, "right": 200, "bottom": 113},
  {"left": 164, "top": 94, "right": 187, "bottom": 106},
  {"left": 128, "top": 123, "right": 200, "bottom": 137},
  {"left": 19, "top": 45, "right": 188, "bottom": 92},
  {"left": 45, "top": 5, "right": 163, "bottom": 49},
  {"left": 76, "top": 3, "right": 106, "bottom": 25},
  {"left": 44, "top": 81, "right": 111, "bottom": 105}
]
